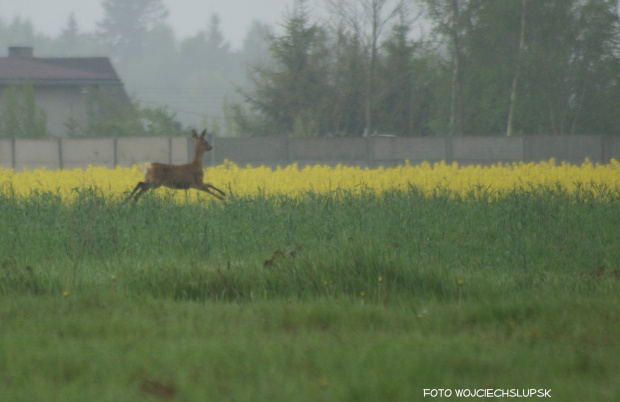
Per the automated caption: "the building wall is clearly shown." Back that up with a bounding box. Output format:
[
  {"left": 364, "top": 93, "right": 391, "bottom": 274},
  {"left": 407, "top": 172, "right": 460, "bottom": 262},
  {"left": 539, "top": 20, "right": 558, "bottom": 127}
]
[
  {"left": 0, "top": 85, "right": 88, "bottom": 138},
  {"left": 0, "top": 84, "right": 127, "bottom": 138},
  {"left": 34, "top": 86, "right": 89, "bottom": 137}
]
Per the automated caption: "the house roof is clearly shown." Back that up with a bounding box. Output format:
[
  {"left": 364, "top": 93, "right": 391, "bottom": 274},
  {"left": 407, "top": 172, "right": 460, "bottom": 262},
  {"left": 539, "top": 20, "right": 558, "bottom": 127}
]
[{"left": 0, "top": 52, "right": 124, "bottom": 87}]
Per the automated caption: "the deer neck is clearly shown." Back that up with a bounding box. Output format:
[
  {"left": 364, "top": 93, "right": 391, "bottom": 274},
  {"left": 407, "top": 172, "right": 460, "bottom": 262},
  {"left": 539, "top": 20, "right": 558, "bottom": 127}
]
[{"left": 191, "top": 145, "right": 205, "bottom": 167}]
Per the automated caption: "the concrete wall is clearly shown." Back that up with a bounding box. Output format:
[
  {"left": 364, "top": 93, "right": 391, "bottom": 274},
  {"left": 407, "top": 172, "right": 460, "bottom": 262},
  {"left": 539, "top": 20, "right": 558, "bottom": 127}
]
[
  {"left": 1, "top": 135, "right": 619, "bottom": 171},
  {"left": 61, "top": 138, "right": 115, "bottom": 169},
  {"left": 170, "top": 136, "right": 189, "bottom": 164},
  {"left": 211, "top": 137, "right": 289, "bottom": 168},
  {"left": 603, "top": 136, "right": 620, "bottom": 163},
  {"left": 290, "top": 138, "right": 369, "bottom": 167},
  {"left": 371, "top": 137, "right": 446, "bottom": 166},
  {"left": 526, "top": 136, "right": 605, "bottom": 164},
  {"left": 0, "top": 139, "right": 12, "bottom": 169},
  {"left": 452, "top": 137, "right": 524, "bottom": 164},
  {"left": 14, "top": 139, "right": 60, "bottom": 170},
  {"left": 116, "top": 137, "right": 170, "bottom": 167}
]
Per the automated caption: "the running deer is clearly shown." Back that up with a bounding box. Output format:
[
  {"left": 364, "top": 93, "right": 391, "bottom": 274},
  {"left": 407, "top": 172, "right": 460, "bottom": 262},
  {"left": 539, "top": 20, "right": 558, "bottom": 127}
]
[{"left": 126, "top": 129, "right": 225, "bottom": 202}]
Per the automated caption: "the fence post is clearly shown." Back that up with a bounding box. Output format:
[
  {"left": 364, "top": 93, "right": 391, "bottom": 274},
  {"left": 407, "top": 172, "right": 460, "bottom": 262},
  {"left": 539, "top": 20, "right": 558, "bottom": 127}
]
[{"left": 113, "top": 137, "right": 118, "bottom": 167}]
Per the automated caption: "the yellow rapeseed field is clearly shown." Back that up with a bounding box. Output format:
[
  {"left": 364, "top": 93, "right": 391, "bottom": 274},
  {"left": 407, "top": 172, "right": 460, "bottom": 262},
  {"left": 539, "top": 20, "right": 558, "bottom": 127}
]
[{"left": 0, "top": 159, "right": 618, "bottom": 202}]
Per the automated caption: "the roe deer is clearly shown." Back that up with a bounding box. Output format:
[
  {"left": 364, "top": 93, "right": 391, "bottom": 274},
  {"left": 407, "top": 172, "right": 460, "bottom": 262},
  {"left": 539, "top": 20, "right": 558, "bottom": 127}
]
[{"left": 126, "top": 129, "right": 225, "bottom": 202}]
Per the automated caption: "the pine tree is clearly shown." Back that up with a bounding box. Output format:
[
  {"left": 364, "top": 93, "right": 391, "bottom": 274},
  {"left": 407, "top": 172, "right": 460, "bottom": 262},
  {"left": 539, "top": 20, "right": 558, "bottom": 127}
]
[
  {"left": 233, "top": 0, "right": 332, "bottom": 136},
  {"left": 97, "top": 0, "right": 169, "bottom": 66}
]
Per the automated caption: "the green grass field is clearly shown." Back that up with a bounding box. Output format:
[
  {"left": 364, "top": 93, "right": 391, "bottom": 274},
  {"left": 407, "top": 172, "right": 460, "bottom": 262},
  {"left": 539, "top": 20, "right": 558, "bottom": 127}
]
[{"left": 1, "top": 187, "right": 619, "bottom": 401}]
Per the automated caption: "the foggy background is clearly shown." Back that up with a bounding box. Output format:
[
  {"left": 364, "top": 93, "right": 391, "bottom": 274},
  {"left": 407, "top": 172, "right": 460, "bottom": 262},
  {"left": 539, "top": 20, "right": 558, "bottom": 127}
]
[
  {"left": 1, "top": 0, "right": 315, "bottom": 130},
  {"left": 2, "top": 0, "right": 620, "bottom": 139},
  {"left": 3, "top": 0, "right": 298, "bottom": 50}
]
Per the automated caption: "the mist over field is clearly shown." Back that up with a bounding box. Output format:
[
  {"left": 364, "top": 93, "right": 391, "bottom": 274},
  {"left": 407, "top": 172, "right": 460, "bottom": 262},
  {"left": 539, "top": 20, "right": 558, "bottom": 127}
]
[{"left": 1, "top": 0, "right": 620, "bottom": 138}]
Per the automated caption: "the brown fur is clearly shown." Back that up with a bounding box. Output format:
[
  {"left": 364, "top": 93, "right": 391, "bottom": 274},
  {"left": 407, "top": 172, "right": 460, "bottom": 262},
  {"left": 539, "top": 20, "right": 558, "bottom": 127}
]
[{"left": 126, "top": 129, "right": 225, "bottom": 202}]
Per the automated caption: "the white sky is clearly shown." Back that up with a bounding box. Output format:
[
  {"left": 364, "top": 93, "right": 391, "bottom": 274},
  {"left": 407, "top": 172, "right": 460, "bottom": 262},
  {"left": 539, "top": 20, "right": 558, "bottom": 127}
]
[{"left": 1, "top": 0, "right": 311, "bottom": 50}]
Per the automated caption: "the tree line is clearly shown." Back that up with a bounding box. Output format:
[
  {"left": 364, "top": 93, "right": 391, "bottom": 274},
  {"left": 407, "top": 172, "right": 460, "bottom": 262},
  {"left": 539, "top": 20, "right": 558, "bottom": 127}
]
[
  {"left": 236, "top": 0, "right": 620, "bottom": 137},
  {"left": 1, "top": 0, "right": 620, "bottom": 138}
]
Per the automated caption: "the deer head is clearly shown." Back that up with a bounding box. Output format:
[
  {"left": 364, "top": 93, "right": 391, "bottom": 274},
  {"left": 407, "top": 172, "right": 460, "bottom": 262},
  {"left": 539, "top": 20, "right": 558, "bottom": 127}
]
[{"left": 192, "top": 129, "right": 213, "bottom": 152}]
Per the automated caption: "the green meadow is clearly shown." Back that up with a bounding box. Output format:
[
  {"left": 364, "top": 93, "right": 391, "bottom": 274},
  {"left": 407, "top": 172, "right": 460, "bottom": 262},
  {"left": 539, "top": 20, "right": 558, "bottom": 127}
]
[{"left": 1, "top": 187, "right": 619, "bottom": 401}]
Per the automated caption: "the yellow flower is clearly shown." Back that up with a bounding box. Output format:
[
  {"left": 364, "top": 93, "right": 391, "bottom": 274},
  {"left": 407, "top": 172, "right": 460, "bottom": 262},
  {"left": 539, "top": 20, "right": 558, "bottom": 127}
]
[
  {"left": 62, "top": 290, "right": 69, "bottom": 298},
  {"left": 1, "top": 159, "right": 617, "bottom": 202}
]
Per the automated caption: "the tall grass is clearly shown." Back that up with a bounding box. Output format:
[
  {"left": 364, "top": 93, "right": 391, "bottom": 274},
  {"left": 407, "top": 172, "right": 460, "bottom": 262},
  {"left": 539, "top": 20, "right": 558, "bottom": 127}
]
[
  {"left": 1, "top": 185, "right": 618, "bottom": 303},
  {"left": 1, "top": 186, "right": 619, "bottom": 401}
]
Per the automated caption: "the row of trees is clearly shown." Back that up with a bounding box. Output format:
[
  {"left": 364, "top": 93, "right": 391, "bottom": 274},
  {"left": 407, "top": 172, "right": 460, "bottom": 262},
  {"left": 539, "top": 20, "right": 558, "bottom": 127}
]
[
  {"left": 235, "top": 0, "right": 620, "bottom": 137},
  {"left": 2, "top": 0, "right": 620, "bottom": 137}
]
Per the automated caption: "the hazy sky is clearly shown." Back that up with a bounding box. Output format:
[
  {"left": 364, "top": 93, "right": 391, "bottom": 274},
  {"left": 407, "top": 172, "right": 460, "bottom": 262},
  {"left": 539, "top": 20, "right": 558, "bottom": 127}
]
[{"left": 2, "top": 0, "right": 309, "bottom": 50}]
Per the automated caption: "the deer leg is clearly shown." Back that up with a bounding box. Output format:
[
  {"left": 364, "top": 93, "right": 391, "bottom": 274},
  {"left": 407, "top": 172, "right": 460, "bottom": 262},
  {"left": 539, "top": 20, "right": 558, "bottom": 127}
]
[
  {"left": 195, "top": 183, "right": 226, "bottom": 200},
  {"left": 125, "top": 182, "right": 153, "bottom": 203},
  {"left": 133, "top": 182, "right": 156, "bottom": 202},
  {"left": 205, "top": 183, "right": 226, "bottom": 198},
  {"left": 124, "top": 182, "right": 142, "bottom": 203}
]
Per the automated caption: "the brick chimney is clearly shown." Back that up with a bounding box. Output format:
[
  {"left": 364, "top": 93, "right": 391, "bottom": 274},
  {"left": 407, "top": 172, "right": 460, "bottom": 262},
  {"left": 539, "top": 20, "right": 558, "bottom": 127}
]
[{"left": 8, "top": 46, "right": 34, "bottom": 58}]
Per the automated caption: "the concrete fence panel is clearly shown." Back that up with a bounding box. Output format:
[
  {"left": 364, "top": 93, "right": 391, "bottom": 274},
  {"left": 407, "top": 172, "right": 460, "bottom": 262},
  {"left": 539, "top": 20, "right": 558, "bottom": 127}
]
[
  {"left": 371, "top": 137, "right": 446, "bottom": 166},
  {"left": 14, "top": 139, "right": 60, "bottom": 170},
  {"left": 452, "top": 137, "right": 524, "bottom": 165},
  {"left": 61, "top": 138, "right": 115, "bottom": 169},
  {"left": 603, "top": 136, "right": 620, "bottom": 163},
  {"left": 0, "top": 139, "right": 12, "bottom": 169},
  {"left": 213, "top": 137, "right": 289, "bottom": 167},
  {"left": 2, "top": 135, "right": 620, "bottom": 171},
  {"left": 116, "top": 137, "right": 170, "bottom": 167},
  {"left": 171, "top": 137, "right": 190, "bottom": 164},
  {"left": 526, "top": 136, "right": 604, "bottom": 163},
  {"left": 289, "top": 138, "right": 368, "bottom": 167}
]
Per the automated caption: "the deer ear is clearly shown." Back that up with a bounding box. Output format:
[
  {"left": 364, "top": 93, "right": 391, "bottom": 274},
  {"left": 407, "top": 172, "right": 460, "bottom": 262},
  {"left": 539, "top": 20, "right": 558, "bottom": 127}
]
[
  {"left": 200, "top": 129, "right": 207, "bottom": 138},
  {"left": 191, "top": 129, "right": 198, "bottom": 138}
]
